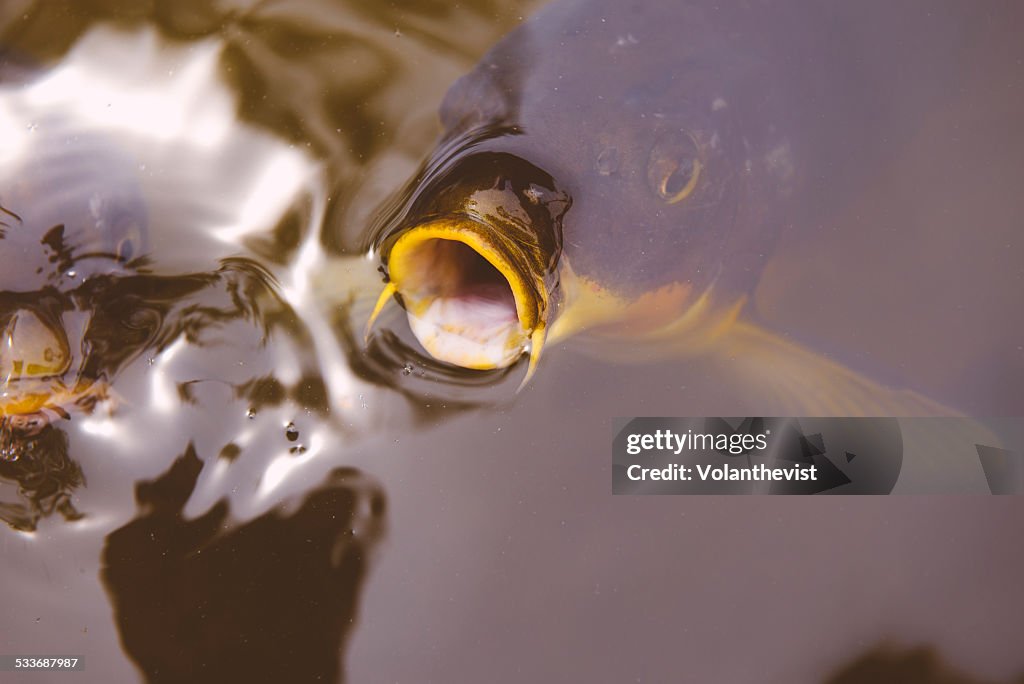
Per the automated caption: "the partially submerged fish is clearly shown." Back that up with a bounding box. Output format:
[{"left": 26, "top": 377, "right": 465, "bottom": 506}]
[
  {"left": 0, "top": 303, "right": 100, "bottom": 422},
  {"left": 0, "top": 73, "right": 148, "bottom": 424},
  {"left": 364, "top": 0, "right": 1015, "bottom": 411}
]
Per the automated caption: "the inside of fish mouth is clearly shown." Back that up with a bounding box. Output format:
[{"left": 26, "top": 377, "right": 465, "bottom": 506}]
[
  {"left": 399, "top": 238, "right": 519, "bottom": 324},
  {"left": 389, "top": 235, "right": 538, "bottom": 369}
]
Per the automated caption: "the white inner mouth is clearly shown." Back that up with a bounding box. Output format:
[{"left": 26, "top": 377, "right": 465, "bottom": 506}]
[{"left": 397, "top": 238, "right": 530, "bottom": 369}]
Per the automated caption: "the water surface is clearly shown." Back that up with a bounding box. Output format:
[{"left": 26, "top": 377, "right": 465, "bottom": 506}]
[{"left": 1, "top": 1, "right": 1022, "bottom": 682}]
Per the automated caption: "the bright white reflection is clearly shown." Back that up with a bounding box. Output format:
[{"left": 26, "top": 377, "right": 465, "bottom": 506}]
[
  {"left": 1, "top": 24, "right": 325, "bottom": 260},
  {"left": 0, "top": 22, "right": 387, "bottom": 522},
  {"left": 201, "top": 456, "right": 232, "bottom": 495},
  {"left": 257, "top": 430, "right": 324, "bottom": 501},
  {"left": 0, "top": 105, "right": 33, "bottom": 170},
  {"left": 275, "top": 174, "right": 372, "bottom": 418},
  {"left": 76, "top": 415, "right": 122, "bottom": 440},
  {"left": 216, "top": 153, "right": 321, "bottom": 244},
  {"left": 149, "top": 337, "right": 188, "bottom": 414},
  {"left": 18, "top": 28, "right": 232, "bottom": 149}
]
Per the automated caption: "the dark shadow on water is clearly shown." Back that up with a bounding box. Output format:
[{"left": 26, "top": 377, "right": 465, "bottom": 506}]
[
  {"left": 101, "top": 444, "right": 386, "bottom": 684},
  {"left": 825, "top": 644, "right": 1024, "bottom": 684}
]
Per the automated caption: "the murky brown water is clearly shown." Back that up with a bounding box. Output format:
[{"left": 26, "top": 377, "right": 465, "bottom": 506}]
[{"left": 1, "top": 1, "right": 1023, "bottom": 682}]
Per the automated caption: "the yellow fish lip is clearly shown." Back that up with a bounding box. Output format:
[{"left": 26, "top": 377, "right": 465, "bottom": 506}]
[{"left": 366, "top": 216, "right": 549, "bottom": 384}]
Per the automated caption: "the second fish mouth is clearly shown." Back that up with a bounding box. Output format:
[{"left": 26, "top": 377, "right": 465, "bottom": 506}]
[{"left": 368, "top": 216, "right": 548, "bottom": 378}]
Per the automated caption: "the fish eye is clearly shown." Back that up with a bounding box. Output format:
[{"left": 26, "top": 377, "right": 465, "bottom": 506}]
[
  {"left": 647, "top": 131, "right": 702, "bottom": 204},
  {"left": 116, "top": 236, "right": 134, "bottom": 262}
]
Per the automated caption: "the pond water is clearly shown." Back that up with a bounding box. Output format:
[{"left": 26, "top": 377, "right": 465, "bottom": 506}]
[{"left": 1, "top": 1, "right": 1023, "bottom": 682}]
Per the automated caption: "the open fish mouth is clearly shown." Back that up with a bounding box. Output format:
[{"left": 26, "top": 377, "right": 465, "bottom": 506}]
[
  {"left": 367, "top": 216, "right": 548, "bottom": 384},
  {"left": 364, "top": 151, "right": 568, "bottom": 386}
]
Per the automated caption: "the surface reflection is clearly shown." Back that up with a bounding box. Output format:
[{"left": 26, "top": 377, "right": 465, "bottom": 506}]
[
  {"left": 0, "top": 260, "right": 302, "bottom": 527},
  {"left": 0, "top": 423, "right": 82, "bottom": 530},
  {"left": 0, "top": 3, "right": 517, "bottom": 679}
]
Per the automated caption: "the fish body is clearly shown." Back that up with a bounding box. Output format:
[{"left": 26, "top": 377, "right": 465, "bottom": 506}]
[
  {"left": 367, "top": 0, "right": 1002, "bottom": 406},
  {"left": 360, "top": 0, "right": 1024, "bottom": 417}
]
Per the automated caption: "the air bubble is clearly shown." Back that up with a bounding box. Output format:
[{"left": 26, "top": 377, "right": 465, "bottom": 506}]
[{"left": 284, "top": 422, "right": 299, "bottom": 441}]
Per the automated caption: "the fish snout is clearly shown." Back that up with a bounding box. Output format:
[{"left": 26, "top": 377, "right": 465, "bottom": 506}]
[{"left": 366, "top": 153, "right": 569, "bottom": 385}]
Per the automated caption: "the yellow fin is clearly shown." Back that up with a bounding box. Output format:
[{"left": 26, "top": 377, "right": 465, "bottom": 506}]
[
  {"left": 710, "top": 321, "right": 956, "bottom": 416},
  {"left": 708, "top": 321, "right": 996, "bottom": 492},
  {"left": 547, "top": 258, "right": 744, "bottom": 361}
]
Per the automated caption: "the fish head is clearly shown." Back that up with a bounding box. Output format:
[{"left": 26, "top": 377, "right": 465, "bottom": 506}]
[
  {"left": 368, "top": 3, "right": 797, "bottom": 380},
  {"left": 370, "top": 148, "right": 570, "bottom": 382}
]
